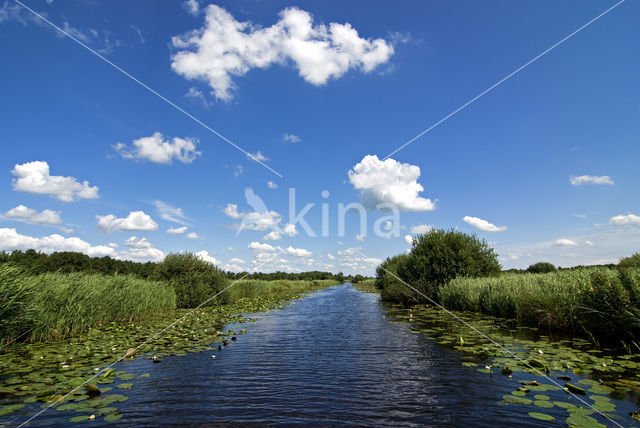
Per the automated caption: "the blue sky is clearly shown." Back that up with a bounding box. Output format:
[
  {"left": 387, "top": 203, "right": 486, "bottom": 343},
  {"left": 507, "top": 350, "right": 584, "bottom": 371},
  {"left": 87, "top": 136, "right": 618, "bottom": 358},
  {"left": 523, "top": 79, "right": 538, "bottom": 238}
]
[{"left": 1, "top": 0, "right": 638, "bottom": 274}]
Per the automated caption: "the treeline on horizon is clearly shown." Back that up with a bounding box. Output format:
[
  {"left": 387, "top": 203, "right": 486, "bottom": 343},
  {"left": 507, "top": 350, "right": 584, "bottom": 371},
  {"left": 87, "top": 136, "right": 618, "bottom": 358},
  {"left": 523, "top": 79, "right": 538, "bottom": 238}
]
[{"left": 0, "top": 249, "right": 365, "bottom": 282}]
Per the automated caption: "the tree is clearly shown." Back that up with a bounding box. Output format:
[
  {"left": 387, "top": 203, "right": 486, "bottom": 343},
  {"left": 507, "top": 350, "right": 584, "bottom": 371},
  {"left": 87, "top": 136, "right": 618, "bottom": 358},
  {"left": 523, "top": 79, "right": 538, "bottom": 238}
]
[
  {"left": 152, "top": 253, "right": 229, "bottom": 308},
  {"left": 526, "top": 262, "right": 557, "bottom": 274},
  {"left": 352, "top": 274, "right": 364, "bottom": 283},
  {"left": 378, "top": 229, "right": 501, "bottom": 303},
  {"left": 619, "top": 253, "right": 640, "bottom": 270}
]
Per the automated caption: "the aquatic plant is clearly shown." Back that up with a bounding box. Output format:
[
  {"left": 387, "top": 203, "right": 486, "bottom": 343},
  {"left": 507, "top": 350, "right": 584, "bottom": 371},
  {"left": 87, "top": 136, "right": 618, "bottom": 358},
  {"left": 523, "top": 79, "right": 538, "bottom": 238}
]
[
  {"left": 439, "top": 266, "right": 640, "bottom": 345},
  {"left": 0, "top": 265, "right": 175, "bottom": 345}
]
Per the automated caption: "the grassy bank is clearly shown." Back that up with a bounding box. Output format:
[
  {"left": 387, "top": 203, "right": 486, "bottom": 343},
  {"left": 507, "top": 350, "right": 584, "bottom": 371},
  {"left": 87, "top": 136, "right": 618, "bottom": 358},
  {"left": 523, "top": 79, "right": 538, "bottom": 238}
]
[
  {"left": 227, "top": 278, "right": 335, "bottom": 301},
  {"left": 0, "top": 265, "right": 175, "bottom": 345},
  {"left": 351, "top": 279, "right": 378, "bottom": 293},
  {"left": 439, "top": 266, "right": 640, "bottom": 346}
]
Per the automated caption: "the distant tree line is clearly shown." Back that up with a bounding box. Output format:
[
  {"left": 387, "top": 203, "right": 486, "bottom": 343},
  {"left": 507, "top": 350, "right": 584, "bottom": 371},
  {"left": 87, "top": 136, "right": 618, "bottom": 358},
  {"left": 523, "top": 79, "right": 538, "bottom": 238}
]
[{"left": 0, "top": 249, "right": 366, "bottom": 283}]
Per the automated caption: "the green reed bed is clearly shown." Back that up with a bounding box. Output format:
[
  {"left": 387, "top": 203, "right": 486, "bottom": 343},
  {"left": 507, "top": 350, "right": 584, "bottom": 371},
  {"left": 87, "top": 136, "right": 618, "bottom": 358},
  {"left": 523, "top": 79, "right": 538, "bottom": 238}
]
[
  {"left": 0, "top": 265, "right": 175, "bottom": 345},
  {"left": 439, "top": 267, "right": 640, "bottom": 345},
  {"left": 226, "top": 278, "right": 335, "bottom": 301}
]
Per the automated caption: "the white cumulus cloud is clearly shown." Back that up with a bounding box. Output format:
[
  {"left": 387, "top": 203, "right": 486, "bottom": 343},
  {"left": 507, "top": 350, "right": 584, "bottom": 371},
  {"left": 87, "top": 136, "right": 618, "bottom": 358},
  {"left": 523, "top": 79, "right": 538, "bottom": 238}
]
[
  {"left": 267, "top": 181, "right": 278, "bottom": 189},
  {"left": 167, "top": 226, "right": 188, "bottom": 235},
  {"left": 0, "top": 228, "right": 115, "bottom": 257},
  {"left": 348, "top": 155, "right": 435, "bottom": 211},
  {"left": 11, "top": 161, "right": 99, "bottom": 202},
  {"left": 610, "top": 213, "right": 640, "bottom": 226},
  {"left": 170, "top": 5, "right": 394, "bottom": 101},
  {"left": 462, "top": 216, "right": 507, "bottom": 232},
  {"left": 96, "top": 211, "right": 158, "bottom": 233},
  {"left": 186, "top": 231, "right": 205, "bottom": 240},
  {"left": 114, "top": 132, "right": 201, "bottom": 164},
  {"left": 195, "top": 250, "right": 221, "bottom": 266},
  {"left": 410, "top": 224, "right": 433, "bottom": 235},
  {"left": 4, "top": 205, "right": 62, "bottom": 225},
  {"left": 570, "top": 175, "right": 614, "bottom": 186},
  {"left": 553, "top": 238, "right": 578, "bottom": 248}
]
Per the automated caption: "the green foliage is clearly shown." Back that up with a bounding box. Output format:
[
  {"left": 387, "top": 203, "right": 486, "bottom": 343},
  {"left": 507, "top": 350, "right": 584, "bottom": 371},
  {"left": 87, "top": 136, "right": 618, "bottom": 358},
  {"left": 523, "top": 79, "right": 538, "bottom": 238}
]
[
  {"left": 618, "top": 253, "right": 640, "bottom": 270},
  {"left": 526, "top": 262, "right": 557, "bottom": 274},
  {"left": 152, "top": 253, "right": 229, "bottom": 308},
  {"left": 352, "top": 274, "right": 364, "bottom": 283},
  {"left": 376, "top": 254, "right": 419, "bottom": 305},
  {"left": 376, "top": 229, "right": 501, "bottom": 304},
  {"left": 439, "top": 266, "right": 640, "bottom": 345},
  {"left": 0, "top": 265, "right": 175, "bottom": 344},
  {"left": 0, "top": 249, "right": 156, "bottom": 278},
  {"left": 226, "top": 279, "right": 334, "bottom": 301}
]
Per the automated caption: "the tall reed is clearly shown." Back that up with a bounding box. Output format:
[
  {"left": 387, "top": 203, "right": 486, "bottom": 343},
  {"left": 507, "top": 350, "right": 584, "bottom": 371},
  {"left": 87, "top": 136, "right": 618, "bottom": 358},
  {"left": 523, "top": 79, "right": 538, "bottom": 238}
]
[{"left": 0, "top": 265, "right": 175, "bottom": 344}]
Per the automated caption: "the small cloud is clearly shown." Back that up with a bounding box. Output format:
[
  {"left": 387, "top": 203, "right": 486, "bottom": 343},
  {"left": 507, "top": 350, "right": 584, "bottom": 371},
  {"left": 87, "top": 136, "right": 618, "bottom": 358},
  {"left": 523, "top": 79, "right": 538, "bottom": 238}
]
[
  {"left": 11, "top": 161, "right": 99, "bottom": 202},
  {"left": 410, "top": 224, "right": 433, "bottom": 235},
  {"left": 96, "top": 211, "right": 158, "bottom": 233},
  {"left": 355, "top": 234, "right": 365, "bottom": 242},
  {"left": 248, "top": 151, "right": 269, "bottom": 162},
  {"left": 114, "top": 132, "right": 201, "bottom": 164},
  {"left": 404, "top": 234, "right": 413, "bottom": 245},
  {"left": 166, "top": 226, "right": 187, "bottom": 235},
  {"left": 348, "top": 155, "right": 435, "bottom": 211},
  {"left": 267, "top": 181, "right": 278, "bottom": 189},
  {"left": 462, "top": 216, "right": 507, "bottom": 232},
  {"left": 154, "top": 200, "right": 190, "bottom": 225},
  {"left": 234, "top": 165, "right": 243, "bottom": 177},
  {"left": 553, "top": 238, "right": 578, "bottom": 248},
  {"left": 570, "top": 175, "right": 614, "bottom": 186},
  {"left": 130, "top": 25, "right": 145, "bottom": 44},
  {"left": 573, "top": 213, "right": 587, "bottom": 218},
  {"left": 183, "top": 0, "right": 200, "bottom": 16},
  {"left": 4, "top": 205, "right": 62, "bottom": 225},
  {"left": 186, "top": 232, "right": 204, "bottom": 240},
  {"left": 585, "top": 240, "right": 595, "bottom": 247},
  {"left": 283, "top": 133, "right": 301, "bottom": 143},
  {"left": 185, "top": 86, "right": 211, "bottom": 108},
  {"left": 610, "top": 213, "right": 640, "bottom": 226}
]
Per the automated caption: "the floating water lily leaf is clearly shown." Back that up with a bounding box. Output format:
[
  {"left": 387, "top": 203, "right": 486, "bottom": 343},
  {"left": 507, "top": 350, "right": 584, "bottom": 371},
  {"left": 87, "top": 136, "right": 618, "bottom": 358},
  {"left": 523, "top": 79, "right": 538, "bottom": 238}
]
[
  {"left": 70, "top": 414, "right": 91, "bottom": 422},
  {"left": 565, "top": 414, "right": 605, "bottom": 428},
  {"left": 533, "top": 400, "right": 554, "bottom": 408},
  {"left": 118, "top": 373, "right": 135, "bottom": 381},
  {"left": 553, "top": 401, "right": 577, "bottom": 410},
  {"left": 0, "top": 403, "right": 25, "bottom": 416},
  {"left": 511, "top": 390, "right": 526, "bottom": 397},
  {"left": 138, "top": 373, "right": 150, "bottom": 378},
  {"left": 104, "top": 412, "right": 123, "bottom": 421},
  {"left": 502, "top": 395, "right": 532, "bottom": 405},
  {"left": 528, "top": 412, "right": 554, "bottom": 421},
  {"left": 534, "top": 394, "right": 550, "bottom": 400},
  {"left": 116, "top": 382, "right": 133, "bottom": 389}
]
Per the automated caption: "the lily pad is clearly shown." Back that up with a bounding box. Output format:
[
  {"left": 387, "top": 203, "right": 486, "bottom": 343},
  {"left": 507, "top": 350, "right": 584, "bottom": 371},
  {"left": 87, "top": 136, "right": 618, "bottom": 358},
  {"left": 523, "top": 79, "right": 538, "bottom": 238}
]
[
  {"left": 104, "top": 412, "right": 123, "bottom": 421},
  {"left": 116, "top": 382, "right": 134, "bottom": 389},
  {"left": 0, "top": 403, "right": 25, "bottom": 416},
  {"left": 533, "top": 400, "right": 554, "bottom": 408},
  {"left": 528, "top": 412, "right": 555, "bottom": 421}
]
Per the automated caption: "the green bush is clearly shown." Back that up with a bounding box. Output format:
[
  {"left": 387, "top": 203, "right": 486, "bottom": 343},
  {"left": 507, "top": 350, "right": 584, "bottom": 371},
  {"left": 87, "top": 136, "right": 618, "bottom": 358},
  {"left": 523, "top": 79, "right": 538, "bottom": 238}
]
[
  {"left": 526, "top": 262, "right": 557, "bottom": 274},
  {"left": 376, "top": 254, "right": 419, "bottom": 305},
  {"left": 153, "top": 253, "right": 229, "bottom": 308},
  {"left": 619, "top": 253, "right": 640, "bottom": 270},
  {"left": 385, "top": 229, "right": 501, "bottom": 303}
]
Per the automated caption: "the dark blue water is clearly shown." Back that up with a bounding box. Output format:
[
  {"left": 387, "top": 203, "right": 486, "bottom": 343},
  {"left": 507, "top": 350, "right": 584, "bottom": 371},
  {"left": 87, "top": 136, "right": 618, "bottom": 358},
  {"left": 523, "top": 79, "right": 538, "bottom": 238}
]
[{"left": 12, "top": 284, "right": 627, "bottom": 427}]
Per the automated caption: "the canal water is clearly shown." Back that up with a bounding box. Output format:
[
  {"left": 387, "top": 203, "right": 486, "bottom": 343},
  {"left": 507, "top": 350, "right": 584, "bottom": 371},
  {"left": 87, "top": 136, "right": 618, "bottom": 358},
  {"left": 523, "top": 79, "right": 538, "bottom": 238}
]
[{"left": 10, "top": 283, "right": 639, "bottom": 426}]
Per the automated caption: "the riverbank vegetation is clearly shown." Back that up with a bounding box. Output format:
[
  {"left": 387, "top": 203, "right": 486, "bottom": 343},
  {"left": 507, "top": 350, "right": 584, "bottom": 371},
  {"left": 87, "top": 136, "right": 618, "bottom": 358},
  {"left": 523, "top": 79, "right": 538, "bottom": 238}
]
[
  {"left": 375, "top": 228, "right": 640, "bottom": 347},
  {"left": 0, "top": 251, "right": 339, "bottom": 347}
]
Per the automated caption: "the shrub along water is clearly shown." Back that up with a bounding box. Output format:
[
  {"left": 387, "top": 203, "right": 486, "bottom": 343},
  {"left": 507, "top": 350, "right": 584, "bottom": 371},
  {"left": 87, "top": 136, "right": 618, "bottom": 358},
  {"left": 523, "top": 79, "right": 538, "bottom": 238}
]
[
  {"left": 227, "top": 278, "right": 335, "bottom": 301},
  {"left": 0, "top": 265, "right": 175, "bottom": 344},
  {"left": 376, "top": 229, "right": 501, "bottom": 304},
  {"left": 152, "top": 253, "right": 229, "bottom": 308},
  {"left": 439, "top": 266, "right": 640, "bottom": 345}
]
